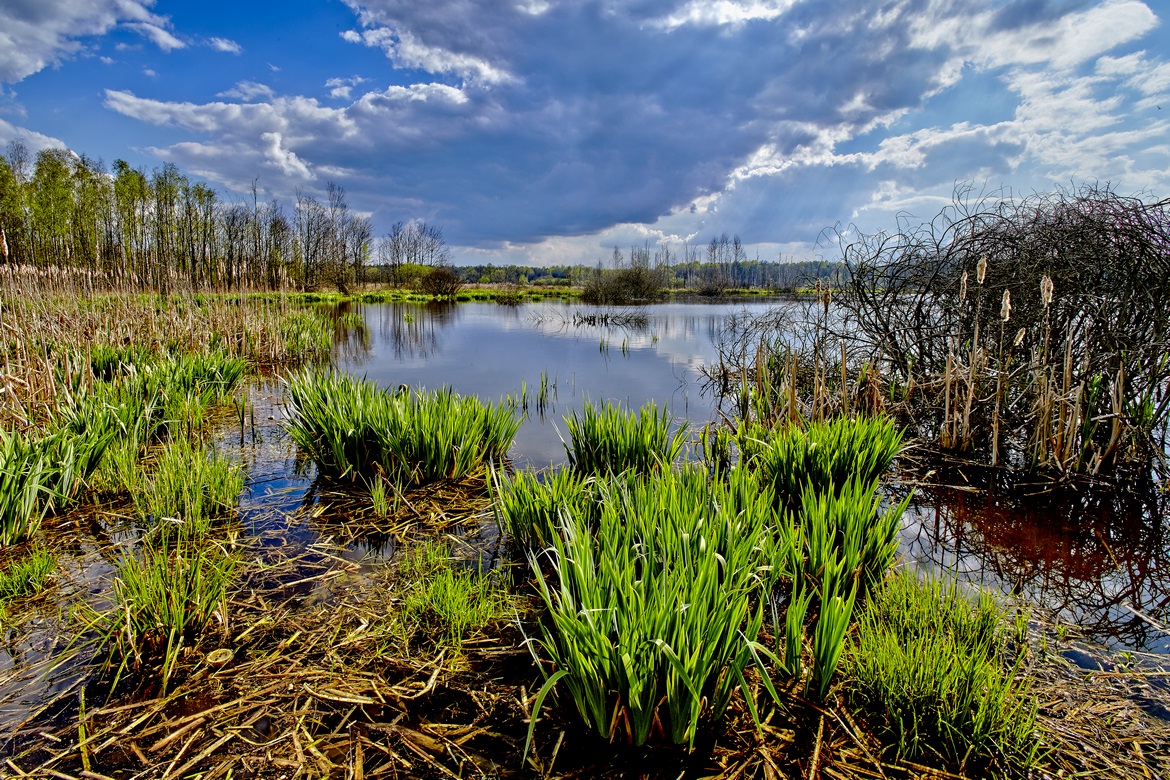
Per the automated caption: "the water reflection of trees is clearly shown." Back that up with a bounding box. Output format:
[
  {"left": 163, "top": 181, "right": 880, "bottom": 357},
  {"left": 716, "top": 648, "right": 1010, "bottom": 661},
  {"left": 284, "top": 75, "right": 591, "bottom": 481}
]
[
  {"left": 359, "top": 302, "right": 461, "bottom": 361},
  {"left": 899, "top": 482, "right": 1170, "bottom": 651}
]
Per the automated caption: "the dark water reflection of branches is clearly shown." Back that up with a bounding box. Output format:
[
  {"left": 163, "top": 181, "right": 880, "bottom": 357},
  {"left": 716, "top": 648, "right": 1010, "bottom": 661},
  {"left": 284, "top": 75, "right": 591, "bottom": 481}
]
[
  {"left": 350, "top": 301, "right": 461, "bottom": 362},
  {"left": 897, "top": 481, "right": 1170, "bottom": 653}
]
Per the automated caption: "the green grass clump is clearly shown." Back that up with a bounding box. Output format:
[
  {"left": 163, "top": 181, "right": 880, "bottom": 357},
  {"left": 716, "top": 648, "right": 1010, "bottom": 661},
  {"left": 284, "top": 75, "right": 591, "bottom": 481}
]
[
  {"left": 563, "top": 401, "right": 688, "bottom": 476},
  {"left": 284, "top": 370, "right": 520, "bottom": 488},
  {"left": 742, "top": 414, "right": 903, "bottom": 508},
  {"left": 280, "top": 308, "right": 334, "bottom": 359},
  {"left": 398, "top": 542, "right": 512, "bottom": 651},
  {"left": 133, "top": 437, "right": 244, "bottom": 537},
  {"left": 846, "top": 570, "right": 1039, "bottom": 776},
  {"left": 0, "top": 549, "right": 56, "bottom": 606},
  {"left": 0, "top": 425, "right": 111, "bottom": 546},
  {"left": 529, "top": 467, "right": 789, "bottom": 749},
  {"left": 492, "top": 467, "right": 594, "bottom": 549},
  {"left": 104, "top": 535, "right": 239, "bottom": 691}
]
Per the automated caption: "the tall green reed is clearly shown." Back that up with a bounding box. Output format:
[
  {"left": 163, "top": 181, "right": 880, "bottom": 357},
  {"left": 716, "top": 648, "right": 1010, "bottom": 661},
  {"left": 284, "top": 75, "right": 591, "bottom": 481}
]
[
  {"left": 491, "top": 467, "right": 594, "bottom": 550},
  {"left": 284, "top": 370, "right": 520, "bottom": 488},
  {"left": 742, "top": 414, "right": 903, "bottom": 509},
  {"left": 528, "top": 467, "right": 790, "bottom": 749},
  {"left": 101, "top": 533, "right": 239, "bottom": 691},
  {"left": 133, "top": 437, "right": 244, "bottom": 537},
  {"left": 0, "top": 424, "right": 112, "bottom": 546},
  {"left": 563, "top": 401, "right": 688, "bottom": 475}
]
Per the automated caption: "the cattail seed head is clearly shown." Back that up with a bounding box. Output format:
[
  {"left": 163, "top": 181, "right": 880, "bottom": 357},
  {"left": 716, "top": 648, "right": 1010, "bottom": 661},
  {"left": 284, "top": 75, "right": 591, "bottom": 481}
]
[
  {"left": 0, "top": 228, "right": 7, "bottom": 260},
  {"left": 1000, "top": 289, "right": 1012, "bottom": 322},
  {"left": 977, "top": 254, "right": 988, "bottom": 285},
  {"left": 959, "top": 271, "right": 968, "bottom": 302},
  {"left": 1014, "top": 327, "right": 1026, "bottom": 347},
  {"left": 1040, "top": 275, "right": 1054, "bottom": 307}
]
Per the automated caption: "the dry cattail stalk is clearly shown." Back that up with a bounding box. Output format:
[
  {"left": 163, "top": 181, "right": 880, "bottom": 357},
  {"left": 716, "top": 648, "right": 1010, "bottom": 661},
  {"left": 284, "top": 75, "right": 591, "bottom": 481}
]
[
  {"left": 0, "top": 228, "right": 7, "bottom": 260},
  {"left": 1000, "top": 289, "right": 1012, "bottom": 321},
  {"left": 977, "top": 254, "right": 988, "bottom": 284},
  {"left": 959, "top": 271, "right": 968, "bottom": 302},
  {"left": 1040, "top": 274, "right": 1054, "bottom": 307},
  {"left": 1014, "top": 327, "right": 1026, "bottom": 346}
]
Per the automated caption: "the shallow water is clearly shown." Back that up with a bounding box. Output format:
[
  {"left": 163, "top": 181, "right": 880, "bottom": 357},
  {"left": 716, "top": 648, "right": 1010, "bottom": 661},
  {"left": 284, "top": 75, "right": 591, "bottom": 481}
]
[{"left": 334, "top": 299, "right": 780, "bottom": 467}]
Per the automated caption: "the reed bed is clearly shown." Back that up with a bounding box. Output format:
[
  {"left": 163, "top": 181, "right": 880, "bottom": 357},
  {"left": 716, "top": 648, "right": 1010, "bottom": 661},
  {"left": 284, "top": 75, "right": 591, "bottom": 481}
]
[
  {"left": 0, "top": 274, "right": 333, "bottom": 432},
  {"left": 563, "top": 401, "right": 687, "bottom": 475},
  {"left": 711, "top": 187, "right": 1170, "bottom": 483},
  {"left": 284, "top": 369, "right": 520, "bottom": 488}
]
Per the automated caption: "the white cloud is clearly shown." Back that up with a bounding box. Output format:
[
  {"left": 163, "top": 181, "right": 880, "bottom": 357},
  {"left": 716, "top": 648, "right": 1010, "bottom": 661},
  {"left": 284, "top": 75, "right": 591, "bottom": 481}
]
[
  {"left": 325, "top": 76, "right": 368, "bottom": 99},
  {"left": 0, "top": 118, "right": 67, "bottom": 153},
  {"left": 343, "top": 25, "right": 516, "bottom": 85},
  {"left": 124, "top": 21, "right": 185, "bottom": 52},
  {"left": 653, "top": 0, "right": 801, "bottom": 30},
  {"left": 0, "top": 0, "right": 165, "bottom": 83},
  {"left": 208, "top": 37, "right": 243, "bottom": 54},
  {"left": 911, "top": 0, "right": 1158, "bottom": 72},
  {"left": 259, "top": 131, "right": 314, "bottom": 179},
  {"left": 217, "top": 81, "right": 276, "bottom": 101}
]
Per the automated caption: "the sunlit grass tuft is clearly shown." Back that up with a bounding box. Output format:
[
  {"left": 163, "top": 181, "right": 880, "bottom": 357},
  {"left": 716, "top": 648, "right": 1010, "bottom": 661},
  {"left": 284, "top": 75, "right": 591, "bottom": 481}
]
[
  {"left": 284, "top": 370, "right": 520, "bottom": 488},
  {"left": 528, "top": 466, "right": 788, "bottom": 749},
  {"left": 0, "top": 548, "right": 56, "bottom": 607},
  {"left": 397, "top": 542, "right": 513, "bottom": 652},
  {"left": 100, "top": 535, "right": 239, "bottom": 691},
  {"left": 133, "top": 437, "right": 244, "bottom": 537},
  {"left": 846, "top": 570, "right": 1040, "bottom": 775},
  {"left": 742, "top": 414, "right": 903, "bottom": 508},
  {"left": 563, "top": 401, "right": 688, "bottom": 476}
]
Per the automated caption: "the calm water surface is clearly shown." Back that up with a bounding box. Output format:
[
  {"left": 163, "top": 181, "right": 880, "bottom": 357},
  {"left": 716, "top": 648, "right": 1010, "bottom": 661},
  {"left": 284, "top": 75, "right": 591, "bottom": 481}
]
[{"left": 335, "top": 299, "right": 772, "bottom": 467}]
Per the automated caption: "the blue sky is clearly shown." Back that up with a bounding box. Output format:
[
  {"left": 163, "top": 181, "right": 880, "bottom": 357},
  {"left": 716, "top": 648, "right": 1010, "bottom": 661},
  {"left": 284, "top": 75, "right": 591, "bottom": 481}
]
[{"left": 1, "top": 0, "right": 1167, "bottom": 266}]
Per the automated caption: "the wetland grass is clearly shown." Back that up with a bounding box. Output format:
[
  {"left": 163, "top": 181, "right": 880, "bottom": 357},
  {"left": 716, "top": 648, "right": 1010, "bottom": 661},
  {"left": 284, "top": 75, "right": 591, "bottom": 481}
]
[
  {"left": 0, "top": 423, "right": 111, "bottom": 545},
  {"left": 846, "top": 570, "right": 1040, "bottom": 775},
  {"left": 133, "top": 436, "right": 245, "bottom": 535},
  {"left": 491, "top": 466, "right": 594, "bottom": 549},
  {"left": 528, "top": 467, "right": 787, "bottom": 749},
  {"left": 101, "top": 533, "right": 240, "bottom": 691},
  {"left": 563, "top": 400, "right": 688, "bottom": 475},
  {"left": 0, "top": 548, "right": 55, "bottom": 607},
  {"left": 741, "top": 413, "right": 903, "bottom": 507},
  {"left": 398, "top": 541, "right": 513, "bottom": 653},
  {"left": 284, "top": 369, "right": 520, "bottom": 488}
]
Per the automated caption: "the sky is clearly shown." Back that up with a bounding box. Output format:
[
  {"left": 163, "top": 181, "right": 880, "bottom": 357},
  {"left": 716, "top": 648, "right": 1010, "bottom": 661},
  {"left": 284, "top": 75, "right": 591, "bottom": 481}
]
[{"left": 0, "top": 0, "right": 1167, "bottom": 266}]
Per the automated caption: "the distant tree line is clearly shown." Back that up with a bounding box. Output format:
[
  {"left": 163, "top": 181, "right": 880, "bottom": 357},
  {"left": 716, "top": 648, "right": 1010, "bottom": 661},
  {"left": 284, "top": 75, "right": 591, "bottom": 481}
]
[
  {"left": 0, "top": 142, "right": 452, "bottom": 292},
  {"left": 448, "top": 244, "right": 839, "bottom": 304}
]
